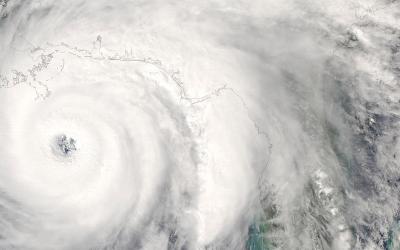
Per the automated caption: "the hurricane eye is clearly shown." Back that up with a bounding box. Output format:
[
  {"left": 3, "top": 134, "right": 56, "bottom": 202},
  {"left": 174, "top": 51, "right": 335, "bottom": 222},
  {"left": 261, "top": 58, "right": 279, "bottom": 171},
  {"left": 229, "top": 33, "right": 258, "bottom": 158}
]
[{"left": 53, "top": 134, "right": 77, "bottom": 157}]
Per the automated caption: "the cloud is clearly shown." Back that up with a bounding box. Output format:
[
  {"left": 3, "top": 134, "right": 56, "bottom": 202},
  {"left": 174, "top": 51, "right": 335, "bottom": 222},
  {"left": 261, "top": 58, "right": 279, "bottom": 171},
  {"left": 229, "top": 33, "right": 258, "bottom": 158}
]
[{"left": 0, "top": 0, "right": 399, "bottom": 249}]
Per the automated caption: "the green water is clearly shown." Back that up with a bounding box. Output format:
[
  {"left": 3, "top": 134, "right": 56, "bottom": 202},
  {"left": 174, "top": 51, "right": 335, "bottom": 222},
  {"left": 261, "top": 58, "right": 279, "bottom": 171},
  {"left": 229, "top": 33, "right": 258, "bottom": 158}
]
[
  {"left": 246, "top": 223, "right": 270, "bottom": 250},
  {"left": 386, "top": 222, "right": 400, "bottom": 250}
]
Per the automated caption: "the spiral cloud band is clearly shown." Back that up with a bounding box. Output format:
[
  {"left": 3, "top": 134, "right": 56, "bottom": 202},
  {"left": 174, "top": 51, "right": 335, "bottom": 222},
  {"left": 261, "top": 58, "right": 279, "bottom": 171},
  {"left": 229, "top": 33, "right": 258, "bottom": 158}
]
[{"left": 0, "top": 0, "right": 399, "bottom": 249}]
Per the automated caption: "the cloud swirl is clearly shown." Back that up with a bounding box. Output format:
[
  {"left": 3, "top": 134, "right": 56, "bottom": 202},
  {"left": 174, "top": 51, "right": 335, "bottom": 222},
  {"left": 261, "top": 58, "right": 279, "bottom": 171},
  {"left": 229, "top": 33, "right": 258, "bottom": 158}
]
[{"left": 0, "top": 0, "right": 399, "bottom": 249}]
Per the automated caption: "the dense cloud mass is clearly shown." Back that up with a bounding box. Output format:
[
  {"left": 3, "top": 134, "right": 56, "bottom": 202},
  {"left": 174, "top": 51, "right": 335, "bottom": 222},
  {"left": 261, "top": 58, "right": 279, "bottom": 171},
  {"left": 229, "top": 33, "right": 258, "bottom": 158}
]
[{"left": 0, "top": 0, "right": 399, "bottom": 249}]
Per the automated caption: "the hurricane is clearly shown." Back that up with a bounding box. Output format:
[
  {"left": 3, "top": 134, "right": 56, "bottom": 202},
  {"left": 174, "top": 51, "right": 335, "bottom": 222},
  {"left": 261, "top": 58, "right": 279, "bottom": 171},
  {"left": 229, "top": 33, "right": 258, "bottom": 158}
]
[{"left": 0, "top": 0, "right": 399, "bottom": 249}]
